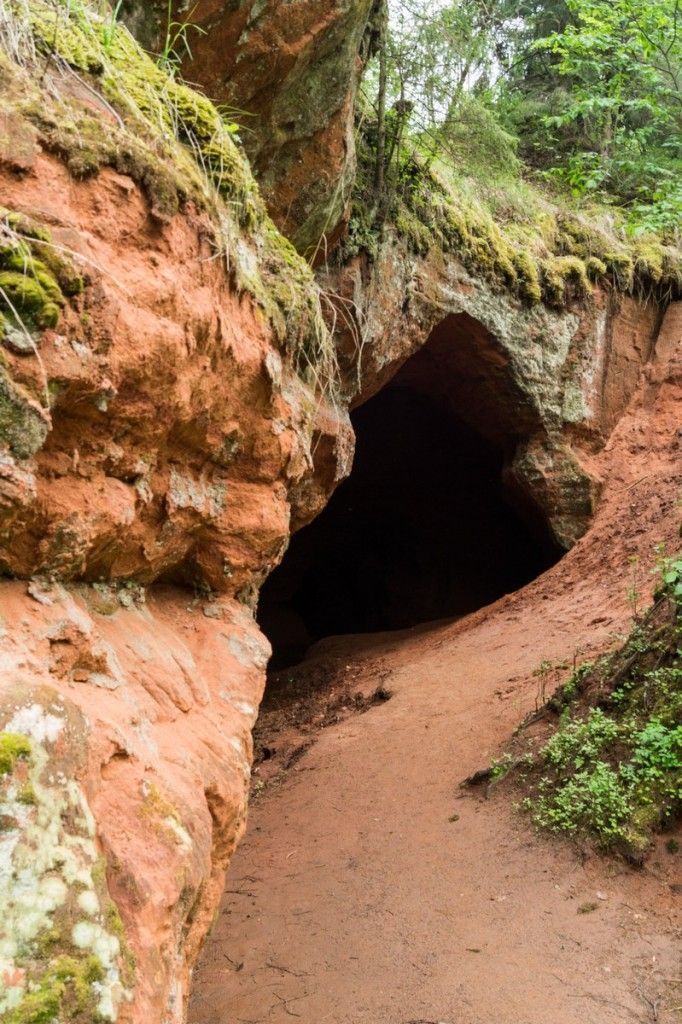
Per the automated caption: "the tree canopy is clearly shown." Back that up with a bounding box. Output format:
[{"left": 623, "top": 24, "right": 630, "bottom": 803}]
[{"left": 364, "top": 0, "right": 682, "bottom": 235}]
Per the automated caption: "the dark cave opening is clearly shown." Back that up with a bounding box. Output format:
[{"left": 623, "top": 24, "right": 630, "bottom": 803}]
[{"left": 258, "top": 313, "right": 562, "bottom": 670}]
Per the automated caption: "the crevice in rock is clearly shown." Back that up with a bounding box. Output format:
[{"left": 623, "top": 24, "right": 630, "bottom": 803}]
[{"left": 259, "top": 313, "right": 563, "bottom": 670}]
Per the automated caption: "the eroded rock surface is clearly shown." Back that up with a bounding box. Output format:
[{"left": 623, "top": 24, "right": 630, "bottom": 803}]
[
  {"left": 0, "top": 5, "right": 679, "bottom": 1024},
  {"left": 0, "top": 582, "right": 271, "bottom": 1023},
  {"left": 0, "top": 11, "right": 351, "bottom": 1019},
  {"left": 323, "top": 242, "right": 662, "bottom": 548},
  {"left": 123, "top": 0, "right": 381, "bottom": 256},
  {"left": 0, "top": 154, "right": 353, "bottom": 593}
]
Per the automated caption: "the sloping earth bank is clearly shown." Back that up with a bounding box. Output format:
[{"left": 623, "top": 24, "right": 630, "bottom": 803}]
[{"left": 189, "top": 308, "right": 682, "bottom": 1023}]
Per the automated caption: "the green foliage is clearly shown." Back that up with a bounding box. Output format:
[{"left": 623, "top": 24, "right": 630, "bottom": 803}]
[
  {"left": 434, "top": 93, "right": 521, "bottom": 181},
  {"left": 518, "top": 565, "right": 682, "bottom": 858},
  {"left": 0, "top": 732, "right": 31, "bottom": 775},
  {"left": 520, "top": 0, "right": 682, "bottom": 234},
  {"left": 4, "top": 954, "right": 105, "bottom": 1024},
  {"left": 656, "top": 554, "right": 682, "bottom": 601},
  {"left": 156, "top": 0, "right": 206, "bottom": 77},
  {"left": 358, "top": 2, "right": 681, "bottom": 303},
  {"left": 542, "top": 707, "right": 619, "bottom": 770},
  {"left": 364, "top": 1, "right": 681, "bottom": 275}
]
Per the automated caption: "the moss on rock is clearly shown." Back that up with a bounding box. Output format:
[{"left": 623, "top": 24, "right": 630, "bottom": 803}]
[
  {"left": 541, "top": 256, "right": 592, "bottom": 307},
  {"left": 0, "top": 210, "right": 76, "bottom": 338},
  {"left": 1, "top": 0, "right": 334, "bottom": 393},
  {"left": 0, "top": 203, "right": 84, "bottom": 425},
  {"left": 4, "top": 954, "right": 105, "bottom": 1024},
  {"left": 0, "top": 365, "right": 50, "bottom": 458},
  {"left": 0, "top": 732, "right": 31, "bottom": 775},
  {"left": 0, "top": 271, "right": 60, "bottom": 328},
  {"left": 0, "top": 697, "right": 130, "bottom": 1021},
  {"left": 342, "top": 123, "right": 682, "bottom": 310}
]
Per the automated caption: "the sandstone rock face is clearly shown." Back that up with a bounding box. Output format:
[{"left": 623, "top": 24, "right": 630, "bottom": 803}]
[
  {"left": 322, "top": 241, "right": 662, "bottom": 549},
  {"left": 0, "top": 155, "right": 351, "bottom": 594},
  {"left": 123, "top": 0, "right": 380, "bottom": 256},
  {"left": 0, "top": 105, "right": 675, "bottom": 1024},
  {"left": 0, "top": 7, "right": 679, "bottom": 1024},
  {"left": 0, "top": 583, "right": 267, "bottom": 1024},
  {"left": 0, "top": 92, "right": 350, "bottom": 1024}
]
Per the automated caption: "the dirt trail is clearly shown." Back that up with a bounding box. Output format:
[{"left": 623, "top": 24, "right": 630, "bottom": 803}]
[
  {"left": 189, "top": 334, "right": 682, "bottom": 1024},
  {"left": 189, "top": 582, "right": 681, "bottom": 1024}
]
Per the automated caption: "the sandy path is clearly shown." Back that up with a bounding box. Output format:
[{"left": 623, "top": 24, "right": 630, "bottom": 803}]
[
  {"left": 189, "top": 332, "right": 681, "bottom": 1023},
  {"left": 189, "top": 575, "right": 681, "bottom": 1024}
]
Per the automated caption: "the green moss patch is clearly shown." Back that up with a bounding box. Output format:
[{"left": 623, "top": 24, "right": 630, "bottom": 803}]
[
  {"left": 342, "top": 124, "right": 682, "bottom": 309},
  {"left": 0, "top": 732, "right": 31, "bottom": 775},
  {"left": 21, "top": 0, "right": 260, "bottom": 227},
  {"left": 4, "top": 954, "right": 104, "bottom": 1024},
  {"left": 0, "top": 208, "right": 82, "bottom": 338}
]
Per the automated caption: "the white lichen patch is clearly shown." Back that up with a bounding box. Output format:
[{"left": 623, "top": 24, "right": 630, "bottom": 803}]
[
  {"left": 226, "top": 632, "right": 271, "bottom": 671},
  {"left": 219, "top": 690, "right": 257, "bottom": 721},
  {"left": 167, "top": 467, "right": 228, "bottom": 522},
  {"left": 6, "top": 703, "right": 64, "bottom": 745},
  {"left": 160, "top": 815, "right": 192, "bottom": 851},
  {"left": 228, "top": 735, "right": 252, "bottom": 781},
  {"left": 72, "top": 919, "right": 120, "bottom": 965},
  {"left": 0, "top": 702, "right": 130, "bottom": 1021},
  {"left": 77, "top": 888, "right": 100, "bottom": 917}
]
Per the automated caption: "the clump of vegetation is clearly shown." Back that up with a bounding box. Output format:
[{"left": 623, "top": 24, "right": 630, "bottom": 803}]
[
  {"left": 513, "top": 0, "right": 682, "bottom": 236},
  {"left": 0, "top": 731, "right": 31, "bottom": 774},
  {"left": 0, "top": 209, "right": 83, "bottom": 341},
  {"left": 5, "top": 0, "right": 257, "bottom": 222},
  {"left": 4, "top": 953, "right": 104, "bottom": 1024},
  {"left": 0, "top": 0, "right": 337, "bottom": 395},
  {"left": 347, "top": 0, "right": 682, "bottom": 308},
  {"left": 495, "top": 554, "right": 682, "bottom": 861},
  {"left": 342, "top": 114, "right": 682, "bottom": 308}
]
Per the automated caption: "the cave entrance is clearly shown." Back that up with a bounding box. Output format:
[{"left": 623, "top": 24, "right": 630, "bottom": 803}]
[{"left": 258, "top": 313, "right": 562, "bottom": 670}]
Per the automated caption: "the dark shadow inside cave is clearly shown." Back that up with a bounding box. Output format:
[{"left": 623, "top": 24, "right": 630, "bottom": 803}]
[{"left": 258, "top": 313, "right": 562, "bottom": 670}]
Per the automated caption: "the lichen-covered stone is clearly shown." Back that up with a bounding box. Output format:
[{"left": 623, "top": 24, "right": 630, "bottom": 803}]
[
  {"left": 0, "top": 693, "right": 129, "bottom": 1022},
  {"left": 0, "top": 366, "right": 50, "bottom": 459}
]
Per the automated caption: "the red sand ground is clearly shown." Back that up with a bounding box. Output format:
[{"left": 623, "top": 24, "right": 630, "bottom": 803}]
[{"left": 189, "top": 317, "right": 681, "bottom": 1024}]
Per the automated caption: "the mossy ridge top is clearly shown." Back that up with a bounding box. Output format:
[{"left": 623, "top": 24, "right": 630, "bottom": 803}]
[
  {"left": 344, "top": 132, "right": 682, "bottom": 310},
  {"left": 0, "top": 0, "right": 332, "bottom": 391},
  {"left": 23, "top": 0, "right": 261, "bottom": 227}
]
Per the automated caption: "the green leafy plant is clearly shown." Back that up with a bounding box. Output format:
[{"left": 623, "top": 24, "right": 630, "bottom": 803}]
[
  {"left": 531, "top": 0, "right": 682, "bottom": 234},
  {"left": 657, "top": 553, "right": 682, "bottom": 601},
  {"left": 157, "top": 0, "right": 205, "bottom": 77},
  {"left": 499, "top": 556, "right": 682, "bottom": 859},
  {"left": 99, "top": 0, "right": 123, "bottom": 53}
]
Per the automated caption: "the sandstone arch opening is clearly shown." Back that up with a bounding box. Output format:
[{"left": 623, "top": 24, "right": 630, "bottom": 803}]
[{"left": 259, "top": 313, "right": 562, "bottom": 670}]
